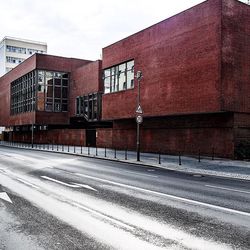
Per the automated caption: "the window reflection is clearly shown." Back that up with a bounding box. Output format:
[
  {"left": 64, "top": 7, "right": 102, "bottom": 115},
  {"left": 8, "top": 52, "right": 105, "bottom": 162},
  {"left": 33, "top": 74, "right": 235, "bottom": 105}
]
[
  {"left": 103, "top": 60, "right": 134, "bottom": 94},
  {"left": 10, "top": 70, "right": 69, "bottom": 115}
]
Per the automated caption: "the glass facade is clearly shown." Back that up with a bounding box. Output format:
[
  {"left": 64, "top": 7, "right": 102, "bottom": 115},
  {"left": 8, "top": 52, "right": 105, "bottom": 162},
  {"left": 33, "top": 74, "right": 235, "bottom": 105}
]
[
  {"left": 76, "top": 93, "right": 101, "bottom": 121},
  {"left": 10, "top": 70, "right": 69, "bottom": 115},
  {"left": 10, "top": 71, "right": 36, "bottom": 115},
  {"left": 103, "top": 60, "right": 134, "bottom": 94}
]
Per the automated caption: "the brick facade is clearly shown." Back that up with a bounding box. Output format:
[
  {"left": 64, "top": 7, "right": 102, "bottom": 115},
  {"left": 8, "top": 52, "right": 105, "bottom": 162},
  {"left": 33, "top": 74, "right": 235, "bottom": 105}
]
[{"left": 1, "top": 0, "right": 250, "bottom": 158}]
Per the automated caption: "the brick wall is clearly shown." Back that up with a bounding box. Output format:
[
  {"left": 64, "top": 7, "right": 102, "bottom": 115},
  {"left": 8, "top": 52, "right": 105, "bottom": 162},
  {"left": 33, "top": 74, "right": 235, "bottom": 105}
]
[
  {"left": 102, "top": 0, "right": 222, "bottom": 120},
  {"left": 69, "top": 60, "right": 102, "bottom": 117},
  {"left": 221, "top": 0, "right": 250, "bottom": 112}
]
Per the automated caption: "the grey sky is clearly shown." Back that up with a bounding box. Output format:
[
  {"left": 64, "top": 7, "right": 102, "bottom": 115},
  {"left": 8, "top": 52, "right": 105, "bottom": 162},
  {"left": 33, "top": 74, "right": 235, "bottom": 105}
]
[{"left": 0, "top": 0, "right": 247, "bottom": 60}]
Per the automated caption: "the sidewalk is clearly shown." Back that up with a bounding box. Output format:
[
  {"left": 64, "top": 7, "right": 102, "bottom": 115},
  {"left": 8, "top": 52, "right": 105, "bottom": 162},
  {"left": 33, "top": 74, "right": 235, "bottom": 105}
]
[{"left": 1, "top": 142, "right": 250, "bottom": 181}]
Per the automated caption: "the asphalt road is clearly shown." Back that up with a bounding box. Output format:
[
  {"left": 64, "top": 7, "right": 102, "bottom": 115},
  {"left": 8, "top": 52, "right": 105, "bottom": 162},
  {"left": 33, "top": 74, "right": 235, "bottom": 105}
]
[{"left": 0, "top": 146, "right": 249, "bottom": 250}]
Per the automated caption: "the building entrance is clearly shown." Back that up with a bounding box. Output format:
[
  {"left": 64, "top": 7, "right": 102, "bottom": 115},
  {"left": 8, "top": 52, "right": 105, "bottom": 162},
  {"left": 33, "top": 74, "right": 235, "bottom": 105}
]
[{"left": 86, "top": 129, "right": 96, "bottom": 147}]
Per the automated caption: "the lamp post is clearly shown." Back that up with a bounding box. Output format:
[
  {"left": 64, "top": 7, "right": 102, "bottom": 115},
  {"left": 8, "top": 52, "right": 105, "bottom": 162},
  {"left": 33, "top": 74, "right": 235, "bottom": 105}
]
[
  {"left": 136, "top": 71, "right": 143, "bottom": 161},
  {"left": 31, "top": 102, "right": 35, "bottom": 148}
]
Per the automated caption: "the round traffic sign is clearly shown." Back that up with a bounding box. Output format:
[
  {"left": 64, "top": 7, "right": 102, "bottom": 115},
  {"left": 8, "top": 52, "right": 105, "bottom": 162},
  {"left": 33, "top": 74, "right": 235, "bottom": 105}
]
[{"left": 136, "top": 115, "right": 143, "bottom": 124}]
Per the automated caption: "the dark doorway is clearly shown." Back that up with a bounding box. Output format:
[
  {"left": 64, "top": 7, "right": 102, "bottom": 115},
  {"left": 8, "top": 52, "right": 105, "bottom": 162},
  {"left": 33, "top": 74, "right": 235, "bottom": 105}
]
[{"left": 86, "top": 129, "right": 96, "bottom": 147}]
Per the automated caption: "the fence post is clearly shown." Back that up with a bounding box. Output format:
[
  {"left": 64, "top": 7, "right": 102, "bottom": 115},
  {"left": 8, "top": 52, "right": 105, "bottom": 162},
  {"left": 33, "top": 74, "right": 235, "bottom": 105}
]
[{"left": 179, "top": 152, "right": 182, "bottom": 166}]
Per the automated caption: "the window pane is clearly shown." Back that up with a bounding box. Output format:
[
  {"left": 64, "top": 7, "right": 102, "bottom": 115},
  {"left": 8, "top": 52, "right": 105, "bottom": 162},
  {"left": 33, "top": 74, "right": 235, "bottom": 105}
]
[
  {"left": 104, "top": 77, "right": 110, "bottom": 93},
  {"left": 54, "top": 86, "right": 61, "bottom": 98},
  {"left": 127, "top": 70, "right": 134, "bottom": 89}
]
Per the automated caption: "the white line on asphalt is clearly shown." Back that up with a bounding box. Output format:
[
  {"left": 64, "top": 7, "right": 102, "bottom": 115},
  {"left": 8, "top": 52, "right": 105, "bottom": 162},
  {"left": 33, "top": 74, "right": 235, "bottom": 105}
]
[
  {"left": 71, "top": 183, "right": 97, "bottom": 192},
  {"left": 123, "top": 170, "right": 158, "bottom": 178},
  {"left": 17, "top": 178, "right": 41, "bottom": 190},
  {"left": 71, "top": 201, "right": 135, "bottom": 231},
  {"left": 74, "top": 173, "right": 250, "bottom": 217},
  {"left": 41, "top": 176, "right": 81, "bottom": 188},
  {"left": 41, "top": 176, "right": 97, "bottom": 191},
  {"left": 205, "top": 185, "right": 250, "bottom": 195}
]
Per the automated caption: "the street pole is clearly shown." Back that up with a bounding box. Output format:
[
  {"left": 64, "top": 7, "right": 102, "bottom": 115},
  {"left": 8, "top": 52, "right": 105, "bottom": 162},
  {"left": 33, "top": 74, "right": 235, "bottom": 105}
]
[{"left": 136, "top": 71, "right": 143, "bottom": 162}]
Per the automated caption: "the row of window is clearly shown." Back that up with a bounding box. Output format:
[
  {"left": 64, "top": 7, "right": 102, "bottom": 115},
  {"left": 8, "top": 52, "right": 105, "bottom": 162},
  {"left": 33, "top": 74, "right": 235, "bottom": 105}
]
[
  {"left": 6, "top": 45, "right": 45, "bottom": 55},
  {"left": 6, "top": 56, "right": 25, "bottom": 64},
  {"left": 10, "top": 70, "right": 69, "bottom": 115},
  {"left": 76, "top": 93, "right": 101, "bottom": 121},
  {"left": 103, "top": 60, "right": 134, "bottom": 94},
  {"left": 10, "top": 59, "right": 136, "bottom": 117}
]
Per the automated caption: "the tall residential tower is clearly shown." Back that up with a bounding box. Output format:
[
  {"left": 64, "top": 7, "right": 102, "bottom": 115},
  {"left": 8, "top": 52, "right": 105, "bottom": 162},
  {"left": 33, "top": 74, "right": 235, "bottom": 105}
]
[{"left": 0, "top": 37, "right": 47, "bottom": 76}]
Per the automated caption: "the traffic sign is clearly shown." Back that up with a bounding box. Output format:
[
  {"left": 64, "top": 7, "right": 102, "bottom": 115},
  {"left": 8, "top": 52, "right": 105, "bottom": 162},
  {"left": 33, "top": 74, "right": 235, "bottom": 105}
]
[
  {"left": 136, "top": 104, "right": 143, "bottom": 114},
  {"left": 136, "top": 115, "right": 143, "bottom": 124}
]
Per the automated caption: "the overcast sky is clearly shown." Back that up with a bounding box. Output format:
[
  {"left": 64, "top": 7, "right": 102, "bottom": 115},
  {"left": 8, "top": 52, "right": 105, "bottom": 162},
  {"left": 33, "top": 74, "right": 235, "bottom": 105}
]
[{"left": 0, "top": 0, "right": 247, "bottom": 60}]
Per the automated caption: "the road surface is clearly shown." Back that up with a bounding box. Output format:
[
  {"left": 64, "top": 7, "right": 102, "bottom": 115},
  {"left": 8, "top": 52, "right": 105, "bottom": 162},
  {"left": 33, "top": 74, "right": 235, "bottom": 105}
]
[{"left": 0, "top": 146, "right": 249, "bottom": 249}]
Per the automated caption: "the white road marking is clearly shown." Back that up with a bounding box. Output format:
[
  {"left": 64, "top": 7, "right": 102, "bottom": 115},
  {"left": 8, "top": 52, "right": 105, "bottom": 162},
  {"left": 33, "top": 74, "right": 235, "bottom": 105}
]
[
  {"left": 0, "top": 192, "right": 12, "bottom": 203},
  {"left": 41, "top": 176, "right": 81, "bottom": 188},
  {"left": 17, "top": 178, "right": 41, "bottom": 190},
  {"left": 71, "top": 201, "right": 135, "bottom": 231},
  {"left": 75, "top": 173, "right": 250, "bottom": 217},
  {"left": 41, "top": 176, "right": 97, "bottom": 191},
  {"left": 205, "top": 184, "right": 250, "bottom": 195},
  {"left": 147, "top": 169, "right": 155, "bottom": 172},
  {"left": 123, "top": 170, "right": 158, "bottom": 178},
  {"left": 71, "top": 183, "right": 97, "bottom": 192}
]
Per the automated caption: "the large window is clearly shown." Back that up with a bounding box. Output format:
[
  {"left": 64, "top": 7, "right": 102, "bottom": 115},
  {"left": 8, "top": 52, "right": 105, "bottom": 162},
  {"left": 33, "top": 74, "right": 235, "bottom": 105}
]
[
  {"left": 103, "top": 60, "right": 134, "bottom": 94},
  {"left": 10, "top": 70, "right": 69, "bottom": 115},
  {"left": 76, "top": 92, "right": 101, "bottom": 121},
  {"left": 37, "top": 71, "right": 69, "bottom": 112},
  {"left": 10, "top": 71, "right": 36, "bottom": 115}
]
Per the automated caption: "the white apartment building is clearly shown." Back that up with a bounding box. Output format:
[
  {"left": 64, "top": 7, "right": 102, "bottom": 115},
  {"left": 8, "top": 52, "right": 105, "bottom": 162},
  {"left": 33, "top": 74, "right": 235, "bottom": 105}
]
[{"left": 0, "top": 36, "right": 47, "bottom": 77}]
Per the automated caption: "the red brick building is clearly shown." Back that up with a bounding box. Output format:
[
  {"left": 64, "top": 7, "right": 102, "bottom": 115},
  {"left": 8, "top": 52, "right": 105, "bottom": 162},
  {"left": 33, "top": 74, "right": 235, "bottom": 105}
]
[{"left": 0, "top": 0, "right": 249, "bottom": 158}]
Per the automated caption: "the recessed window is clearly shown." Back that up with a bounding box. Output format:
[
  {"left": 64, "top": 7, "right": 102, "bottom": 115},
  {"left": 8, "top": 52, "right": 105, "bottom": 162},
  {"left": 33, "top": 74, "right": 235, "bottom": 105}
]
[
  {"left": 103, "top": 60, "right": 134, "bottom": 94},
  {"left": 76, "top": 93, "right": 101, "bottom": 121}
]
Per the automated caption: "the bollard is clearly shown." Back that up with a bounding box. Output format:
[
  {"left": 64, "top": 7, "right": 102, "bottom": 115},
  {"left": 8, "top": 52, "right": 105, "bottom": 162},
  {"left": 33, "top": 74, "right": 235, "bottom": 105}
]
[
  {"left": 47, "top": 144, "right": 49, "bottom": 150},
  {"left": 114, "top": 148, "right": 117, "bottom": 159},
  {"left": 212, "top": 147, "right": 215, "bottom": 160},
  {"left": 62, "top": 144, "right": 64, "bottom": 152},
  {"left": 81, "top": 145, "right": 82, "bottom": 154},
  {"left": 125, "top": 148, "right": 127, "bottom": 160},
  {"left": 68, "top": 145, "right": 70, "bottom": 152},
  {"left": 104, "top": 147, "right": 107, "bottom": 157},
  {"left": 88, "top": 146, "right": 90, "bottom": 155},
  {"left": 198, "top": 150, "right": 201, "bottom": 162},
  {"left": 158, "top": 152, "right": 161, "bottom": 164},
  {"left": 179, "top": 152, "right": 182, "bottom": 166},
  {"left": 57, "top": 144, "right": 59, "bottom": 151},
  {"left": 52, "top": 144, "right": 54, "bottom": 151},
  {"left": 74, "top": 145, "right": 76, "bottom": 153},
  {"left": 96, "top": 147, "right": 98, "bottom": 156}
]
